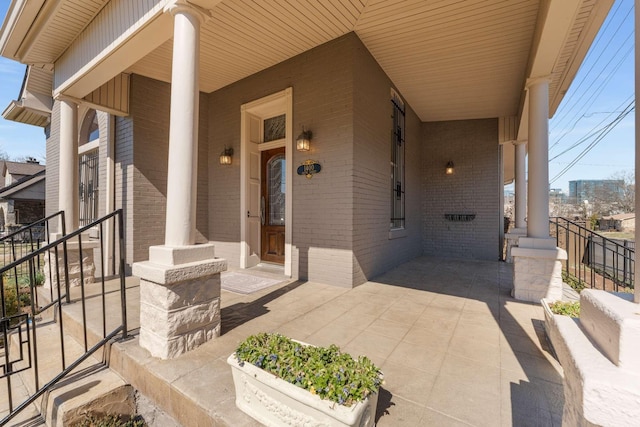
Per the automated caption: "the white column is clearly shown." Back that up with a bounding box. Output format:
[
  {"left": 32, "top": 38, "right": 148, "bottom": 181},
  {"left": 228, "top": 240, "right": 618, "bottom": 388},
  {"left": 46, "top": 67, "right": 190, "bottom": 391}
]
[
  {"left": 635, "top": 0, "right": 640, "bottom": 304},
  {"left": 59, "top": 99, "right": 78, "bottom": 232},
  {"left": 526, "top": 77, "right": 551, "bottom": 239},
  {"left": 514, "top": 140, "right": 527, "bottom": 230},
  {"left": 164, "top": 2, "right": 206, "bottom": 247}
]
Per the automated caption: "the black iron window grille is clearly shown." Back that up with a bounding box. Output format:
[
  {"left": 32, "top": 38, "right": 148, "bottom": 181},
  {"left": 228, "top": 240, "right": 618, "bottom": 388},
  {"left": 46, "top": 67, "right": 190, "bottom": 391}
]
[{"left": 390, "top": 90, "right": 405, "bottom": 229}]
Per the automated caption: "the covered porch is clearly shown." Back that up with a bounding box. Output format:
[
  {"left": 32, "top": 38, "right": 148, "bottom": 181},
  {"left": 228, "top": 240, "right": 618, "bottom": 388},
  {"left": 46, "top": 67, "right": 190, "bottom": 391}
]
[{"left": 72, "top": 256, "right": 561, "bottom": 426}]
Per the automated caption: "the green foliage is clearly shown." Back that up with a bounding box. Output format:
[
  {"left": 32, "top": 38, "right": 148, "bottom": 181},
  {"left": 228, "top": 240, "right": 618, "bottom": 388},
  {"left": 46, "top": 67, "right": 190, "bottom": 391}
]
[
  {"left": 2, "top": 285, "right": 19, "bottom": 317},
  {"left": 35, "top": 271, "right": 45, "bottom": 286},
  {"left": 234, "top": 333, "right": 383, "bottom": 407},
  {"left": 562, "top": 271, "right": 586, "bottom": 294},
  {"left": 550, "top": 301, "right": 580, "bottom": 318},
  {"left": 17, "top": 270, "right": 45, "bottom": 288},
  {"left": 72, "top": 413, "right": 146, "bottom": 427}
]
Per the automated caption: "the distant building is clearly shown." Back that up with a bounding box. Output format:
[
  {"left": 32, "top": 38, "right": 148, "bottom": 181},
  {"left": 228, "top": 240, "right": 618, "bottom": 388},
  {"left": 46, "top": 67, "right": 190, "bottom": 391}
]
[
  {"left": 0, "top": 159, "right": 45, "bottom": 230},
  {"left": 549, "top": 188, "right": 568, "bottom": 203},
  {"left": 599, "top": 213, "right": 635, "bottom": 233},
  {"left": 568, "top": 179, "right": 623, "bottom": 205}
]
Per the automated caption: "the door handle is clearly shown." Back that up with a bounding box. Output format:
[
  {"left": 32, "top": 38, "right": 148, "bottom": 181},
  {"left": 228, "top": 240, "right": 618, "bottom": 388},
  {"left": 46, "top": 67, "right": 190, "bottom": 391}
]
[
  {"left": 261, "top": 196, "right": 265, "bottom": 225},
  {"left": 247, "top": 210, "right": 250, "bottom": 218}
]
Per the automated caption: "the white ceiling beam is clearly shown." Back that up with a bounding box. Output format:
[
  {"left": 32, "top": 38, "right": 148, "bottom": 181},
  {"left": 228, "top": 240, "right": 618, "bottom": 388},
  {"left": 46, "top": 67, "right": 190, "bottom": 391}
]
[{"left": 517, "top": 0, "right": 582, "bottom": 141}]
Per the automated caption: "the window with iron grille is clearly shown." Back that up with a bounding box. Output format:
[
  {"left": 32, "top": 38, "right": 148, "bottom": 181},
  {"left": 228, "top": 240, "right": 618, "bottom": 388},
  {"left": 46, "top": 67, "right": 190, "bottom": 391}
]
[
  {"left": 390, "top": 89, "right": 405, "bottom": 229},
  {"left": 78, "top": 110, "right": 100, "bottom": 227},
  {"left": 79, "top": 149, "right": 99, "bottom": 227}
]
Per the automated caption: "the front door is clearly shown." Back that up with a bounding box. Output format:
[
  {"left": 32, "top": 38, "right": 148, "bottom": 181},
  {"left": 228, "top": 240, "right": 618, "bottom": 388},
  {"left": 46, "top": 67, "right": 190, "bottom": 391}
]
[{"left": 261, "top": 147, "right": 286, "bottom": 264}]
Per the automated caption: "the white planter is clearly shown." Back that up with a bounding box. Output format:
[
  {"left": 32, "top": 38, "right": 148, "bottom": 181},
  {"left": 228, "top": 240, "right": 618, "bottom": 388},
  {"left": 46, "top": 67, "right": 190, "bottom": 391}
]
[
  {"left": 227, "top": 353, "right": 379, "bottom": 427},
  {"left": 541, "top": 298, "right": 563, "bottom": 359}
]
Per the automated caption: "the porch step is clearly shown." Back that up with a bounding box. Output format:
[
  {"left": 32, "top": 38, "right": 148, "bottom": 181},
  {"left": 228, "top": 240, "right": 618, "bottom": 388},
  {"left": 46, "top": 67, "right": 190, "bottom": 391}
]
[
  {"left": 0, "top": 347, "right": 44, "bottom": 426},
  {"left": 55, "top": 277, "right": 257, "bottom": 426},
  {"left": 5, "top": 307, "right": 134, "bottom": 426}
]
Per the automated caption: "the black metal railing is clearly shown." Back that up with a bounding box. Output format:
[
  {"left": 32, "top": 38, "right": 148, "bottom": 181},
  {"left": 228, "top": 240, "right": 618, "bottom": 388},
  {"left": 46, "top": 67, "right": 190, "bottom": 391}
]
[
  {"left": 0, "top": 212, "right": 65, "bottom": 293},
  {"left": 0, "top": 209, "right": 127, "bottom": 425},
  {"left": 550, "top": 217, "right": 634, "bottom": 292}
]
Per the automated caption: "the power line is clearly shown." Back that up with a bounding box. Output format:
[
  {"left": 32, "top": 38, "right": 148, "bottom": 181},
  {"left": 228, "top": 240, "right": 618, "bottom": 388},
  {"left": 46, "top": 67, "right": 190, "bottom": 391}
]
[
  {"left": 551, "top": 0, "right": 633, "bottom": 131},
  {"left": 549, "top": 100, "right": 634, "bottom": 184},
  {"left": 550, "top": 94, "right": 634, "bottom": 161},
  {"left": 550, "top": 37, "right": 633, "bottom": 148}
]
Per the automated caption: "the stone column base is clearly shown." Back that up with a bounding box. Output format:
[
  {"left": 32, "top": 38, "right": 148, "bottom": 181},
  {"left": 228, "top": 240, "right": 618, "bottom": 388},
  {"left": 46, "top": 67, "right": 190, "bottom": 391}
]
[
  {"left": 43, "top": 239, "right": 99, "bottom": 289},
  {"left": 512, "top": 237, "right": 567, "bottom": 303},
  {"left": 505, "top": 228, "right": 527, "bottom": 263},
  {"left": 132, "top": 244, "right": 227, "bottom": 359}
]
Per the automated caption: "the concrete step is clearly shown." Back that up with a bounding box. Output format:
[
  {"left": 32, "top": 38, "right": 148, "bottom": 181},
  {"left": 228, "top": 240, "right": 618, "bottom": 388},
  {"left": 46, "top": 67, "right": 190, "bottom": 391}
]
[
  {"left": 3, "top": 303, "right": 134, "bottom": 426},
  {"left": 0, "top": 346, "right": 44, "bottom": 426}
]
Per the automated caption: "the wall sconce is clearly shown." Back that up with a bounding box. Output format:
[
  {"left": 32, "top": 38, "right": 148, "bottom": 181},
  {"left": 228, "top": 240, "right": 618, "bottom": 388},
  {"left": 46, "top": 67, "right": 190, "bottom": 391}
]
[
  {"left": 219, "top": 146, "right": 233, "bottom": 165},
  {"left": 296, "top": 127, "right": 312, "bottom": 152},
  {"left": 445, "top": 161, "right": 454, "bottom": 175}
]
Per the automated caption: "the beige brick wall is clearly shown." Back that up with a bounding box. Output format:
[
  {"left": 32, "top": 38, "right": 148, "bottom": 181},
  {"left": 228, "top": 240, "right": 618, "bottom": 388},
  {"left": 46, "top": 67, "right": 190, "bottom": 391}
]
[{"left": 422, "top": 119, "right": 500, "bottom": 260}]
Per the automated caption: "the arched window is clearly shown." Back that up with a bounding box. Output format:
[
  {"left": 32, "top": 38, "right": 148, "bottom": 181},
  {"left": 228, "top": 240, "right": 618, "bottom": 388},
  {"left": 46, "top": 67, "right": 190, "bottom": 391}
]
[{"left": 82, "top": 109, "right": 100, "bottom": 143}]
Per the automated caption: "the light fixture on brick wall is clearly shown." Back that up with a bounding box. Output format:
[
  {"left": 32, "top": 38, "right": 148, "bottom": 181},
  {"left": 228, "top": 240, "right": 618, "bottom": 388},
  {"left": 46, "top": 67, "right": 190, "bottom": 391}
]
[
  {"left": 219, "top": 146, "right": 233, "bottom": 165},
  {"left": 445, "top": 161, "right": 454, "bottom": 175},
  {"left": 296, "top": 127, "right": 312, "bottom": 151}
]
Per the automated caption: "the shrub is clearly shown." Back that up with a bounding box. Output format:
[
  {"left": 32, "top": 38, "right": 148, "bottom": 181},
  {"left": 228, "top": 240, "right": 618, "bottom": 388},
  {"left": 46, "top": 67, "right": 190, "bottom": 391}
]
[
  {"left": 550, "top": 301, "right": 580, "bottom": 318},
  {"left": 2, "top": 285, "right": 19, "bottom": 317},
  {"left": 562, "top": 271, "right": 586, "bottom": 293},
  {"left": 234, "top": 333, "right": 383, "bottom": 407}
]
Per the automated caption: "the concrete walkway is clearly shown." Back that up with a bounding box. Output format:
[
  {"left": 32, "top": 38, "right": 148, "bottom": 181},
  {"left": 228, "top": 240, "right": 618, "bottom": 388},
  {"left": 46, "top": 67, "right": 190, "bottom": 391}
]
[{"left": 42, "top": 257, "right": 565, "bottom": 426}]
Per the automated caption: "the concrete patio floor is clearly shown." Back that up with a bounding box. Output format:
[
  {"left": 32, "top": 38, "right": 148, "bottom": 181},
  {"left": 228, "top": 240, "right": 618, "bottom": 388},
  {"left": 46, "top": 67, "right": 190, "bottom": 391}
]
[{"left": 55, "top": 256, "right": 563, "bottom": 426}]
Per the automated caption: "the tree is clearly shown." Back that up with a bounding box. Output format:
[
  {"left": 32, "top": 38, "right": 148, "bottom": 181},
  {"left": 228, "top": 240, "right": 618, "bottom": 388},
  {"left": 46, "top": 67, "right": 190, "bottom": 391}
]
[{"left": 608, "top": 170, "right": 634, "bottom": 214}]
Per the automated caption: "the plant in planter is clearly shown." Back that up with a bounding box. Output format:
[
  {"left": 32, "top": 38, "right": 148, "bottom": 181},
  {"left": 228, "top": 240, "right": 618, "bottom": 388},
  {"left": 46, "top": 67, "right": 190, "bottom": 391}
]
[
  {"left": 228, "top": 333, "right": 383, "bottom": 427},
  {"left": 549, "top": 300, "right": 580, "bottom": 318},
  {"left": 541, "top": 299, "right": 581, "bottom": 360}
]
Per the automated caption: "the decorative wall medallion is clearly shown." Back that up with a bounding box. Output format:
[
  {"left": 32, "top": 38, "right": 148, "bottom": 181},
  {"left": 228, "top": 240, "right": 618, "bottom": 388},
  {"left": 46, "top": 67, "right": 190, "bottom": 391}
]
[{"left": 297, "top": 160, "right": 321, "bottom": 178}]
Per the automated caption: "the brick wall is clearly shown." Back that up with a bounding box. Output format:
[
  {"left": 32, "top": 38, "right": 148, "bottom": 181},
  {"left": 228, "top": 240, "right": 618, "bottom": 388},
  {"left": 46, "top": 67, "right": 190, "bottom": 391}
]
[
  {"left": 422, "top": 119, "right": 500, "bottom": 260},
  {"left": 352, "top": 37, "right": 423, "bottom": 284},
  {"left": 97, "top": 111, "right": 109, "bottom": 219},
  {"left": 129, "top": 74, "right": 209, "bottom": 264},
  {"left": 208, "top": 33, "right": 355, "bottom": 286},
  {"left": 15, "top": 200, "right": 45, "bottom": 224},
  {"left": 115, "top": 114, "right": 134, "bottom": 270},
  {"left": 46, "top": 101, "right": 61, "bottom": 233}
]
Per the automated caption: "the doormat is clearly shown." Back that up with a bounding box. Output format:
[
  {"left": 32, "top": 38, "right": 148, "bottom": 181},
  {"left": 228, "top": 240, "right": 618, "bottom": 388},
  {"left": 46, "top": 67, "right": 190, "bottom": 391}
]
[{"left": 221, "top": 271, "right": 284, "bottom": 295}]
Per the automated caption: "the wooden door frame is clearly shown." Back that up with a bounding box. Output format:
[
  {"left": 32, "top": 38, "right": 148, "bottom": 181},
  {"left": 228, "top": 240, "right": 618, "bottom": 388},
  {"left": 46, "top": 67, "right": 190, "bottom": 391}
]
[{"left": 239, "top": 88, "right": 293, "bottom": 275}]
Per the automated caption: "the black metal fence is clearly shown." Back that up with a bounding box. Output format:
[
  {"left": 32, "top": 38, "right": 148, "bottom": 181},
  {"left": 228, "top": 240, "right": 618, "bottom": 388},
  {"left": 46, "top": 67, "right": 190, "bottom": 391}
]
[
  {"left": 550, "top": 217, "right": 634, "bottom": 292},
  {"left": 0, "top": 212, "right": 64, "bottom": 290},
  {"left": 0, "top": 209, "right": 127, "bottom": 425}
]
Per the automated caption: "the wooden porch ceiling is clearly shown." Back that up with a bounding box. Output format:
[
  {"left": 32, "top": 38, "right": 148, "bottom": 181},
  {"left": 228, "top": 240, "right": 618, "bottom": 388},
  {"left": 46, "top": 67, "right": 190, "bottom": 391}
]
[
  {"left": 1, "top": 0, "right": 612, "bottom": 124},
  {"left": 129, "top": 0, "right": 541, "bottom": 122}
]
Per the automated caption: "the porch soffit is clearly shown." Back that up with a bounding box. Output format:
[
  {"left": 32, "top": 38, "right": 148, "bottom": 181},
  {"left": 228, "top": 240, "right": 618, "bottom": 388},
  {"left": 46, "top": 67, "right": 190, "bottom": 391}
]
[{"left": 1, "top": 0, "right": 611, "bottom": 124}]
